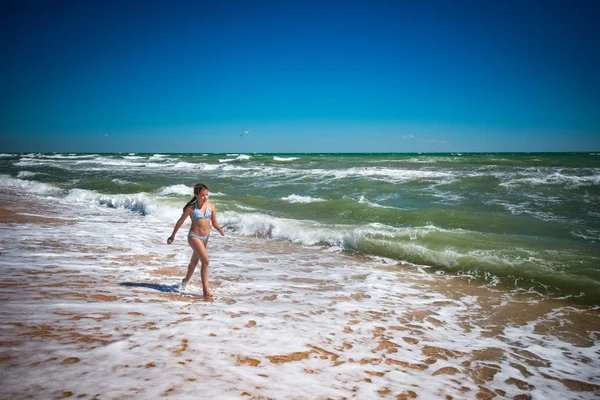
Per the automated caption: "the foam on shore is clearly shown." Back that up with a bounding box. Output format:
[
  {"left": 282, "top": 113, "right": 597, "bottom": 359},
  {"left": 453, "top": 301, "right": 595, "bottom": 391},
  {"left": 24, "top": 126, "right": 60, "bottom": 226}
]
[{"left": 1, "top": 190, "right": 599, "bottom": 399}]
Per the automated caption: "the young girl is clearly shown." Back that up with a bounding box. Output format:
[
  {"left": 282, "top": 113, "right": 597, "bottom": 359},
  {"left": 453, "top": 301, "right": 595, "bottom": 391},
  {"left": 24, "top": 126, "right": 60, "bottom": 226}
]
[{"left": 167, "top": 183, "right": 224, "bottom": 299}]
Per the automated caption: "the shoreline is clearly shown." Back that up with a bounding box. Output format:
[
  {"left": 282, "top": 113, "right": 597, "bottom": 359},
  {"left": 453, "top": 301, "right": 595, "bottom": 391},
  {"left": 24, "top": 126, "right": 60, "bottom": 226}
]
[{"left": 1, "top": 191, "right": 599, "bottom": 399}]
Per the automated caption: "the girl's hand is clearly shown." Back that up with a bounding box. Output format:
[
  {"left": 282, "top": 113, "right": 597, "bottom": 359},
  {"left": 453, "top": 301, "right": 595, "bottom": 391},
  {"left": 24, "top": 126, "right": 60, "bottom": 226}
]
[{"left": 167, "top": 236, "right": 174, "bottom": 244}]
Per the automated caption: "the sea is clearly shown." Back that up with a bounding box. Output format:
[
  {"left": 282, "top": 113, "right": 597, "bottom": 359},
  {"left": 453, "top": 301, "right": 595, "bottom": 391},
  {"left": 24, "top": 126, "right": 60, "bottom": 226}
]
[{"left": 1, "top": 152, "right": 599, "bottom": 399}]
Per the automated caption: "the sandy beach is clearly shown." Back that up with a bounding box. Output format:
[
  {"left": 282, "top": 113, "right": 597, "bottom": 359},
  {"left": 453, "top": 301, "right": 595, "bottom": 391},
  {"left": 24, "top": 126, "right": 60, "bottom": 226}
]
[{"left": 1, "top": 190, "right": 599, "bottom": 400}]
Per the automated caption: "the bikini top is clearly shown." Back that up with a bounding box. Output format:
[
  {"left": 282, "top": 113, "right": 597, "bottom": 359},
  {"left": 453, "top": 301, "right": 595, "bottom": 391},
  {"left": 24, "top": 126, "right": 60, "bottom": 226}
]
[{"left": 192, "top": 202, "right": 212, "bottom": 220}]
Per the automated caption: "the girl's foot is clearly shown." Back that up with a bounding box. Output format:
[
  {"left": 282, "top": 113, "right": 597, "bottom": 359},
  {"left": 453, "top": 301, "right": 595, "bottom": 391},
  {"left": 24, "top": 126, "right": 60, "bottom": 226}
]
[
  {"left": 181, "top": 278, "right": 188, "bottom": 290},
  {"left": 203, "top": 290, "right": 213, "bottom": 301}
]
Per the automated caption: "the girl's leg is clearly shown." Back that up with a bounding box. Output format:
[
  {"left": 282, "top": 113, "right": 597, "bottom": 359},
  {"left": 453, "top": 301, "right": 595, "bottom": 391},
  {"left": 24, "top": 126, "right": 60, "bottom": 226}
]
[
  {"left": 187, "top": 237, "right": 211, "bottom": 298},
  {"left": 183, "top": 251, "right": 200, "bottom": 285}
]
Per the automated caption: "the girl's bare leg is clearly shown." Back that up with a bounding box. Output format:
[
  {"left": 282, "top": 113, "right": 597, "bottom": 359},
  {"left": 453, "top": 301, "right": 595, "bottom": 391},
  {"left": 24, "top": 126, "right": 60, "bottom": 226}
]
[
  {"left": 187, "top": 237, "right": 211, "bottom": 299},
  {"left": 182, "top": 251, "right": 200, "bottom": 287}
]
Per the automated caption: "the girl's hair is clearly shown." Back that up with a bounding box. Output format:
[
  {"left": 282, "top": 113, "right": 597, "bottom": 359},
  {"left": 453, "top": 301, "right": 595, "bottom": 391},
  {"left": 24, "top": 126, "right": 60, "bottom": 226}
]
[{"left": 183, "top": 183, "right": 208, "bottom": 211}]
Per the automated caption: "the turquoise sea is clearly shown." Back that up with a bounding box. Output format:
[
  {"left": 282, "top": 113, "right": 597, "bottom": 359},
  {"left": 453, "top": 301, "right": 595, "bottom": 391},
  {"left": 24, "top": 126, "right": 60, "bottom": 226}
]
[{"left": 1, "top": 152, "right": 599, "bottom": 304}]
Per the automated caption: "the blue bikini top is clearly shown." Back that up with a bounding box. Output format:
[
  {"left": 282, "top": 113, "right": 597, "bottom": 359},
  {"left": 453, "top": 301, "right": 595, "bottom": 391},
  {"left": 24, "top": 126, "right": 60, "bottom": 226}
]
[{"left": 192, "top": 202, "right": 212, "bottom": 220}]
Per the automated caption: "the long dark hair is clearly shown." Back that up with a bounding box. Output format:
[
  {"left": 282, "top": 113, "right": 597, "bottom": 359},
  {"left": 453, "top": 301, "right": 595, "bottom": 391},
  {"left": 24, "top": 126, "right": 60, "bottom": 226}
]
[{"left": 183, "top": 183, "right": 208, "bottom": 211}]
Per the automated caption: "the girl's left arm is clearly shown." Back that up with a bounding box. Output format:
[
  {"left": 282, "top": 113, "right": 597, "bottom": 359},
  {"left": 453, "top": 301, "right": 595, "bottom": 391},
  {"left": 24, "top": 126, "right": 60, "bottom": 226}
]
[{"left": 211, "top": 204, "right": 225, "bottom": 236}]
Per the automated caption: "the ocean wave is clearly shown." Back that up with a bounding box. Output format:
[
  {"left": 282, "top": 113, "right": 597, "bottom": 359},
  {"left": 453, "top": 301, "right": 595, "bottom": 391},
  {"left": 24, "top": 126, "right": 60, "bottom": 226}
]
[
  {"left": 273, "top": 156, "right": 299, "bottom": 162},
  {"left": 220, "top": 211, "right": 451, "bottom": 251},
  {"left": 75, "top": 156, "right": 148, "bottom": 167},
  {"left": 43, "top": 154, "right": 98, "bottom": 159},
  {"left": 109, "top": 179, "right": 134, "bottom": 186},
  {"left": 17, "top": 171, "right": 45, "bottom": 178},
  {"left": 404, "top": 157, "right": 459, "bottom": 164},
  {"left": 14, "top": 159, "right": 58, "bottom": 168},
  {"left": 281, "top": 194, "right": 326, "bottom": 203},
  {"left": 157, "top": 184, "right": 192, "bottom": 196},
  {"left": 0, "top": 174, "right": 63, "bottom": 194},
  {"left": 328, "top": 167, "right": 454, "bottom": 183},
  {"left": 219, "top": 154, "right": 251, "bottom": 163},
  {"left": 15, "top": 155, "right": 180, "bottom": 170},
  {"left": 485, "top": 199, "right": 574, "bottom": 225},
  {"left": 214, "top": 164, "right": 456, "bottom": 184},
  {"left": 65, "top": 188, "right": 153, "bottom": 216},
  {"left": 500, "top": 170, "right": 600, "bottom": 188},
  {"left": 155, "top": 184, "right": 226, "bottom": 198},
  {"left": 570, "top": 229, "right": 600, "bottom": 242},
  {"left": 215, "top": 210, "right": 599, "bottom": 299},
  {"left": 220, "top": 211, "right": 353, "bottom": 247},
  {"left": 355, "top": 195, "right": 411, "bottom": 210}
]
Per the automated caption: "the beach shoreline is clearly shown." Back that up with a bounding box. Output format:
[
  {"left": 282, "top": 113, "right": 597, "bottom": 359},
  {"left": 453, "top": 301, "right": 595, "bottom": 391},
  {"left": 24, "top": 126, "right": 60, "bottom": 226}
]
[{"left": 1, "top": 190, "right": 599, "bottom": 399}]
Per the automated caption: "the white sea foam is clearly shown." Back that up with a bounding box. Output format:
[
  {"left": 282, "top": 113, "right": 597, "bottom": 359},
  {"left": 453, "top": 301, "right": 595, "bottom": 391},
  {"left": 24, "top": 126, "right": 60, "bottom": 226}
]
[
  {"left": 217, "top": 165, "right": 456, "bottom": 185},
  {"left": 76, "top": 156, "right": 147, "bottom": 167},
  {"left": 281, "top": 194, "right": 326, "bottom": 203},
  {"left": 220, "top": 211, "right": 353, "bottom": 247},
  {"left": 17, "top": 171, "right": 42, "bottom": 178},
  {"left": 42, "top": 153, "right": 98, "bottom": 159},
  {"left": 405, "top": 157, "right": 457, "bottom": 163},
  {"left": 0, "top": 174, "right": 63, "bottom": 194},
  {"left": 218, "top": 212, "right": 470, "bottom": 257},
  {"left": 111, "top": 178, "right": 135, "bottom": 185},
  {"left": 486, "top": 199, "right": 565, "bottom": 222},
  {"left": 273, "top": 156, "right": 299, "bottom": 161},
  {"left": 500, "top": 170, "right": 600, "bottom": 188},
  {"left": 64, "top": 188, "right": 152, "bottom": 216},
  {"left": 570, "top": 229, "right": 600, "bottom": 241},
  {"left": 14, "top": 158, "right": 57, "bottom": 168},
  {"left": 13, "top": 155, "right": 180, "bottom": 172},
  {"left": 219, "top": 154, "right": 251, "bottom": 163},
  {"left": 169, "top": 161, "right": 195, "bottom": 169},
  {"left": 1, "top": 182, "right": 599, "bottom": 400},
  {"left": 157, "top": 184, "right": 193, "bottom": 196}
]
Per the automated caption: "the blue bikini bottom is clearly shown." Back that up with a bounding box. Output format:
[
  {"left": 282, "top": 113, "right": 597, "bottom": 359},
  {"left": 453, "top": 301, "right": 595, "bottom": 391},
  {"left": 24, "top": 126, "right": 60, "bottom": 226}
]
[{"left": 188, "top": 232, "right": 209, "bottom": 243}]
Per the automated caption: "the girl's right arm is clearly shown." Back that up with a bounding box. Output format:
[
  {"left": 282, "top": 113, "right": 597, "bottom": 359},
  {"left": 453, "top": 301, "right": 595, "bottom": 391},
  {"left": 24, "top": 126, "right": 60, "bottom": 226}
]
[{"left": 167, "top": 207, "right": 192, "bottom": 244}]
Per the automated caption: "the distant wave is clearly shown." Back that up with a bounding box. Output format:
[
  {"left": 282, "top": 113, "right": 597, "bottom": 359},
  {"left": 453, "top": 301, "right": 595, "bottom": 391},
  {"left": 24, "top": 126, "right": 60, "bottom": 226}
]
[
  {"left": 219, "top": 154, "right": 251, "bottom": 163},
  {"left": 111, "top": 178, "right": 136, "bottom": 185},
  {"left": 273, "top": 156, "right": 299, "bottom": 162},
  {"left": 38, "top": 154, "right": 97, "bottom": 159},
  {"left": 157, "top": 184, "right": 192, "bottom": 196},
  {"left": 500, "top": 171, "right": 600, "bottom": 188},
  {"left": 281, "top": 194, "right": 326, "bottom": 203},
  {"left": 17, "top": 171, "right": 44, "bottom": 178}
]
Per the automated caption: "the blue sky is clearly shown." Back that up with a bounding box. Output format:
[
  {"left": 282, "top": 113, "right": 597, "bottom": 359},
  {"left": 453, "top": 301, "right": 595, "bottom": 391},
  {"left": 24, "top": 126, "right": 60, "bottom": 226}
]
[{"left": 1, "top": 0, "right": 599, "bottom": 153}]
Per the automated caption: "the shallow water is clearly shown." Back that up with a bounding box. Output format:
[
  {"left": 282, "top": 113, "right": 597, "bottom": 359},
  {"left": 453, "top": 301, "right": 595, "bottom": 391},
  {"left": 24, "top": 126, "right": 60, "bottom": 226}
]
[
  {"left": 2, "top": 152, "right": 599, "bottom": 304},
  {"left": 1, "top": 189, "right": 599, "bottom": 399}
]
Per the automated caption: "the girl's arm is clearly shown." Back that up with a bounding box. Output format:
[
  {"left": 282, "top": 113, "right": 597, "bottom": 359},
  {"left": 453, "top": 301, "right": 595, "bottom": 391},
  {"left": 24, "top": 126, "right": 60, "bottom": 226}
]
[
  {"left": 167, "top": 207, "right": 192, "bottom": 244},
  {"left": 210, "top": 204, "right": 225, "bottom": 236}
]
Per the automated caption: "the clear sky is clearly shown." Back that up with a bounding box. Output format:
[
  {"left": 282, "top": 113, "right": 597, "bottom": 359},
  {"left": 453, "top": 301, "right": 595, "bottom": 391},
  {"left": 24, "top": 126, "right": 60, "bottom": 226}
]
[{"left": 1, "top": 0, "right": 599, "bottom": 153}]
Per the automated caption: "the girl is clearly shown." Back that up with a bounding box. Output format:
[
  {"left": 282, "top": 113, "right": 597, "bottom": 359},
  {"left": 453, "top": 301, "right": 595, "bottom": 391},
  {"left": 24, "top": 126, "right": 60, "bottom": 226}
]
[{"left": 167, "top": 183, "right": 224, "bottom": 299}]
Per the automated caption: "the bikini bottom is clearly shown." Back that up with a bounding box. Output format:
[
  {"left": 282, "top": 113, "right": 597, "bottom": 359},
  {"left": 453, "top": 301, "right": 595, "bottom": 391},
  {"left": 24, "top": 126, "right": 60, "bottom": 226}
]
[{"left": 188, "top": 232, "right": 209, "bottom": 243}]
